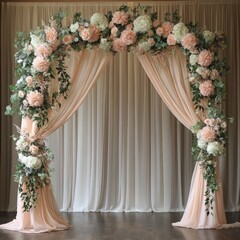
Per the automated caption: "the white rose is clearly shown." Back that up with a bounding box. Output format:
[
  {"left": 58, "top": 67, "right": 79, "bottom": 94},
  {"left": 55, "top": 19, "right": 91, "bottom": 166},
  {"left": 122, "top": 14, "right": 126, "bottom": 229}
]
[{"left": 70, "top": 22, "right": 79, "bottom": 33}]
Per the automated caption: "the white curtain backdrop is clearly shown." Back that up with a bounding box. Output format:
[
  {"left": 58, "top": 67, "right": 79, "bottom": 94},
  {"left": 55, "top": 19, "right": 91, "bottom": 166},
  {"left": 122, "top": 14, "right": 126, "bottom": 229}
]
[{"left": 2, "top": 0, "right": 239, "bottom": 212}]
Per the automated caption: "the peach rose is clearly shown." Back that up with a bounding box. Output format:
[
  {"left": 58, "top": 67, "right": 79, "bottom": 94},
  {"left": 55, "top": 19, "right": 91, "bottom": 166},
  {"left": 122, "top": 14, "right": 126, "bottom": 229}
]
[
  {"left": 167, "top": 34, "right": 176, "bottom": 45},
  {"left": 112, "top": 11, "right": 129, "bottom": 25},
  {"left": 181, "top": 33, "right": 197, "bottom": 50},
  {"left": 199, "top": 80, "right": 215, "bottom": 97},
  {"left": 80, "top": 25, "right": 100, "bottom": 42},
  {"left": 30, "top": 145, "right": 39, "bottom": 155},
  {"left": 120, "top": 30, "right": 137, "bottom": 45},
  {"left": 45, "top": 27, "right": 58, "bottom": 43},
  {"left": 27, "top": 91, "right": 44, "bottom": 107},
  {"left": 26, "top": 76, "right": 34, "bottom": 87},
  {"left": 148, "top": 38, "right": 155, "bottom": 47},
  {"left": 161, "top": 22, "right": 174, "bottom": 38},
  {"left": 199, "top": 126, "right": 216, "bottom": 142},
  {"left": 112, "top": 38, "right": 127, "bottom": 52},
  {"left": 156, "top": 27, "right": 164, "bottom": 36},
  {"left": 35, "top": 43, "right": 52, "bottom": 57},
  {"left": 32, "top": 56, "right": 50, "bottom": 72},
  {"left": 198, "top": 50, "right": 214, "bottom": 67},
  {"left": 62, "top": 35, "right": 73, "bottom": 45}
]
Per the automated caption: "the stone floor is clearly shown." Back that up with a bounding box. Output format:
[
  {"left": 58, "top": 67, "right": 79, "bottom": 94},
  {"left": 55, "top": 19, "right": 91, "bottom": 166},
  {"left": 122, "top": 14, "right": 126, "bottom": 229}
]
[{"left": 0, "top": 211, "right": 240, "bottom": 240}]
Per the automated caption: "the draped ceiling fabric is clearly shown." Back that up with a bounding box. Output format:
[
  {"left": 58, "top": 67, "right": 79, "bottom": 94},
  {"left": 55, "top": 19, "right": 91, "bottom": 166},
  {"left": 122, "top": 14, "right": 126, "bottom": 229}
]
[{"left": 0, "top": 0, "right": 240, "bottom": 233}]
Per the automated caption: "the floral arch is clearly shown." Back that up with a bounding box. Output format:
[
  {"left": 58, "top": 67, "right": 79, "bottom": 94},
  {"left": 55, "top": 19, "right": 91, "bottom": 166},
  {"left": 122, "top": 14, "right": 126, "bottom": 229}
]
[{"left": 1, "top": 5, "right": 234, "bottom": 232}]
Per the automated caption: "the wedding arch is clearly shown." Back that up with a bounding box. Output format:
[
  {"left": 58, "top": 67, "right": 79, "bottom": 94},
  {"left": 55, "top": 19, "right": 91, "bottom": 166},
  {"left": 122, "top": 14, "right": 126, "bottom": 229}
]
[{"left": 1, "top": 5, "right": 235, "bottom": 232}]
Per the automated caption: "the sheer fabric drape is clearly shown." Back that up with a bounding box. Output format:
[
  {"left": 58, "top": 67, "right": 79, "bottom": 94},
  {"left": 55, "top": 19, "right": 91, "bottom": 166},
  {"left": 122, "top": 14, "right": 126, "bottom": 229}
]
[{"left": 0, "top": 49, "right": 111, "bottom": 232}]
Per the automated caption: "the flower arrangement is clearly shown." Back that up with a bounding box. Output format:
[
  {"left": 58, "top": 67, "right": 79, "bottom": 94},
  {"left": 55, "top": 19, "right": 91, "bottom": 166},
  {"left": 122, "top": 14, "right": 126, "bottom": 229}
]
[{"left": 5, "top": 5, "right": 229, "bottom": 214}]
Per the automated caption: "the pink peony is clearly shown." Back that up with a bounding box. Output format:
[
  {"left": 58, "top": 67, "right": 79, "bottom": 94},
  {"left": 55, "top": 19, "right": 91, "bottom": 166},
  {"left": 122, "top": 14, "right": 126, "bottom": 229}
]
[
  {"left": 32, "top": 56, "right": 50, "bottom": 72},
  {"left": 112, "top": 11, "right": 129, "bottom": 25},
  {"left": 199, "top": 126, "right": 216, "bottom": 142},
  {"left": 80, "top": 25, "right": 100, "bottom": 42},
  {"left": 198, "top": 50, "right": 214, "bottom": 67},
  {"left": 120, "top": 30, "right": 137, "bottom": 45},
  {"left": 26, "top": 76, "right": 34, "bottom": 87},
  {"left": 35, "top": 43, "right": 52, "bottom": 57},
  {"left": 45, "top": 27, "right": 58, "bottom": 43},
  {"left": 30, "top": 145, "right": 39, "bottom": 154},
  {"left": 181, "top": 33, "right": 197, "bottom": 50},
  {"left": 112, "top": 38, "right": 127, "bottom": 52},
  {"left": 156, "top": 27, "right": 164, "bottom": 36},
  {"left": 199, "top": 80, "right": 215, "bottom": 97},
  {"left": 27, "top": 91, "right": 44, "bottom": 107},
  {"left": 62, "top": 35, "right": 73, "bottom": 45},
  {"left": 167, "top": 34, "right": 176, "bottom": 45},
  {"left": 161, "top": 22, "right": 174, "bottom": 38}
]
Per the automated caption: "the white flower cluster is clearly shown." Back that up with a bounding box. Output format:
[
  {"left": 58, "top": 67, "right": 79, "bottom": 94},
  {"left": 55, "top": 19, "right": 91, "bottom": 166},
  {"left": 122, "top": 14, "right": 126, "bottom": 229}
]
[
  {"left": 172, "top": 22, "right": 189, "bottom": 43},
  {"left": 16, "top": 136, "right": 29, "bottom": 151},
  {"left": 90, "top": 13, "right": 109, "bottom": 31},
  {"left": 100, "top": 38, "right": 112, "bottom": 52},
  {"left": 203, "top": 30, "right": 215, "bottom": 43},
  {"left": 137, "top": 40, "right": 151, "bottom": 53},
  {"left": 19, "top": 153, "right": 42, "bottom": 170},
  {"left": 133, "top": 15, "right": 152, "bottom": 33},
  {"left": 189, "top": 54, "right": 198, "bottom": 65}
]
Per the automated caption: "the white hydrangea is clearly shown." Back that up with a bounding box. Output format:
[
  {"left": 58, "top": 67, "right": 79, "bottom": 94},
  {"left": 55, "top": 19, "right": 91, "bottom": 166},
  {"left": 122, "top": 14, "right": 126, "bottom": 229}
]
[
  {"left": 70, "top": 22, "right": 79, "bottom": 33},
  {"left": 19, "top": 154, "right": 42, "bottom": 170},
  {"left": 133, "top": 15, "right": 152, "bottom": 33},
  {"left": 30, "top": 34, "right": 44, "bottom": 48},
  {"left": 172, "top": 22, "right": 189, "bottom": 43},
  {"left": 90, "top": 13, "right": 109, "bottom": 31},
  {"left": 189, "top": 54, "right": 199, "bottom": 65},
  {"left": 203, "top": 30, "right": 215, "bottom": 43},
  {"left": 206, "top": 141, "right": 225, "bottom": 156},
  {"left": 99, "top": 38, "right": 112, "bottom": 52},
  {"left": 137, "top": 41, "right": 151, "bottom": 53},
  {"left": 197, "top": 139, "right": 207, "bottom": 149}
]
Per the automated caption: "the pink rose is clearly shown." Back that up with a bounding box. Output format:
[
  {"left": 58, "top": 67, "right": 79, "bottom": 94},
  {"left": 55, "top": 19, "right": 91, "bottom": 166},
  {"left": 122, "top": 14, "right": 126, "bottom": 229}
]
[
  {"left": 26, "top": 76, "right": 34, "bottom": 87},
  {"left": 30, "top": 145, "right": 39, "bottom": 154},
  {"left": 120, "top": 30, "right": 137, "bottom": 45},
  {"left": 167, "top": 34, "right": 176, "bottom": 45},
  {"left": 161, "top": 22, "right": 174, "bottom": 38},
  {"left": 181, "top": 33, "right": 197, "bottom": 50},
  {"left": 35, "top": 43, "right": 52, "bottom": 57},
  {"left": 32, "top": 56, "right": 50, "bottom": 72},
  {"left": 62, "top": 35, "right": 73, "bottom": 45},
  {"left": 112, "top": 38, "right": 127, "bottom": 52},
  {"left": 80, "top": 25, "right": 100, "bottom": 42},
  {"left": 153, "top": 19, "right": 160, "bottom": 28},
  {"left": 156, "top": 27, "right": 164, "bottom": 36},
  {"left": 199, "top": 80, "right": 215, "bottom": 97},
  {"left": 45, "top": 27, "right": 58, "bottom": 43},
  {"left": 126, "top": 23, "right": 133, "bottom": 30},
  {"left": 199, "top": 126, "right": 216, "bottom": 142},
  {"left": 198, "top": 50, "right": 214, "bottom": 67},
  {"left": 27, "top": 91, "right": 44, "bottom": 107},
  {"left": 112, "top": 11, "right": 129, "bottom": 25},
  {"left": 148, "top": 38, "right": 155, "bottom": 47}
]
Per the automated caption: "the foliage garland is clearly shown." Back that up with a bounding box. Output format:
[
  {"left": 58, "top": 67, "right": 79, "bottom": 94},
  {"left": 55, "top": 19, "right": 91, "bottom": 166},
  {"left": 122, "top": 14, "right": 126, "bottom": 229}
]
[{"left": 5, "top": 5, "right": 230, "bottom": 214}]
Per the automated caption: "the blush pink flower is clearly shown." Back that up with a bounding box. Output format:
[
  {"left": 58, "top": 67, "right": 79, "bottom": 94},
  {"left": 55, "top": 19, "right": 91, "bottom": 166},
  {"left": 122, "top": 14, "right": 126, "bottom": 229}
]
[
  {"left": 148, "top": 38, "right": 155, "bottom": 47},
  {"left": 204, "top": 118, "right": 215, "bottom": 126},
  {"left": 26, "top": 76, "right": 34, "bottom": 87},
  {"left": 148, "top": 30, "right": 154, "bottom": 37},
  {"left": 112, "top": 38, "right": 127, "bottom": 52},
  {"left": 126, "top": 23, "right": 133, "bottom": 30},
  {"left": 198, "top": 50, "right": 214, "bottom": 67},
  {"left": 156, "top": 27, "right": 164, "bottom": 36},
  {"left": 181, "top": 33, "right": 197, "bottom": 50},
  {"left": 199, "top": 126, "right": 216, "bottom": 142},
  {"left": 112, "top": 11, "right": 129, "bottom": 25},
  {"left": 111, "top": 26, "right": 118, "bottom": 37},
  {"left": 30, "top": 145, "right": 39, "bottom": 155},
  {"left": 45, "top": 27, "right": 58, "bottom": 43},
  {"left": 62, "top": 35, "right": 73, "bottom": 45},
  {"left": 120, "top": 30, "right": 137, "bottom": 45},
  {"left": 27, "top": 91, "right": 44, "bottom": 107},
  {"left": 210, "top": 69, "right": 220, "bottom": 80},
  {"left": 35, "top": 43, "right": 52, "bottom": 57},
  {"left": 80, "top": 25, "right": 100, "bottom": 42},
  {"left": 108, "top": 21, "right": 114, "bottom": 28},
  {"left": 32, "top": 56, "right": 50, "bottom": 72},
  {"left": 161, "top": 22, "right": 174, "bottom": 37},
  {"left": 167, "top": 34, "right": 176, "bottom": 45},
  {"left": 199, "top": 80, "right": 215, "bottom": 97}
]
